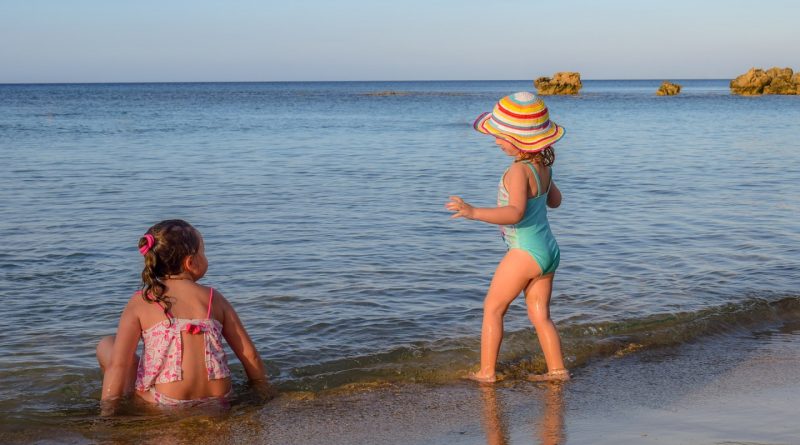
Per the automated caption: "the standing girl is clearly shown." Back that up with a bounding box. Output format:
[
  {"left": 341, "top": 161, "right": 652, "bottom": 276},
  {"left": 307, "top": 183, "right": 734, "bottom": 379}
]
[
  {"left": 446, "top": 92, "right": 569, "bottom": 383},
  {"left": 96, "top": 219, "right": 270, "bottom": 414}
]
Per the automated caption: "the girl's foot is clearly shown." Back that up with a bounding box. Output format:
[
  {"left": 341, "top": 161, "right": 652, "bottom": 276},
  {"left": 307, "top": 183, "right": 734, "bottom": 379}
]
[
  {"left": 526, "top": 368, "right": 570, "bottom": 382},
  {"left": 464, "top": 372, "right": 497, "bottom": 384}
]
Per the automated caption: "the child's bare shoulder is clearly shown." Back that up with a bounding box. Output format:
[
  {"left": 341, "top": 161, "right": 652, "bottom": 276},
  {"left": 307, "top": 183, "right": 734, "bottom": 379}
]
[
  {"left": 212, "top": 290, "right": 233, "bottom": 309},
  {"left": 509, "top": 161, "right": 528, "bottom": 170},
  {"left": 123, "top": 291, "right": 149, "bottom": 313},
  {"left": 507, "top": 161, "right": 532, "bottom": 178}
]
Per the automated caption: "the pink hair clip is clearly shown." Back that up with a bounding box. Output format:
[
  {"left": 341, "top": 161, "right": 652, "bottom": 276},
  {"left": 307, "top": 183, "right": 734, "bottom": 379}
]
[{"left": 139, "top": 234, "right": 155, "bottom": 255}]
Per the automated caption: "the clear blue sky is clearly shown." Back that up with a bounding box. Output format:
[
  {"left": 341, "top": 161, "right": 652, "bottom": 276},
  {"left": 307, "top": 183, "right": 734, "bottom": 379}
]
[{"left": 1, "top": 0, "right": 799, "bottom": 83}]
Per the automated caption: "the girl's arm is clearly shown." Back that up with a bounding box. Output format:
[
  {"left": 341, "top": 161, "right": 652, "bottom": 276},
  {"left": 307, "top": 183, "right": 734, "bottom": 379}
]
[
  {"left": 446, "top": 162, "right": 529, "bottom": 225},
  {"left": 219, "top": 293, "right": 273, "bottom": 397},
  {"left": 547, "top": 181, "right": 562, "bottom": 208},
  {"left": 100, "top": 296, "right": 141, "bottom": 415}
]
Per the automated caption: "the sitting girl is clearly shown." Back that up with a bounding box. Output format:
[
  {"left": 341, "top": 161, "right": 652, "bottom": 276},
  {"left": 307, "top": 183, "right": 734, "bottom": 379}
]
[{"left": 97, "top": 219, "right": 270, "bottom": 414}]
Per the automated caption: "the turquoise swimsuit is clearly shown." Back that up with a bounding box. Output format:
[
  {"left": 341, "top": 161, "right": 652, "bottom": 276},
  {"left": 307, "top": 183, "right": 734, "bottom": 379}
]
[{"left": 497, "top": 162, "right": 560, "bottom": 275}]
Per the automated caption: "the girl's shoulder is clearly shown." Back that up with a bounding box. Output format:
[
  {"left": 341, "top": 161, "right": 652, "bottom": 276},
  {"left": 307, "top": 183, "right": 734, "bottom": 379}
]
[
  {"left": 507, "top": 160, "right": 531, "bottom": 174},
  {"left": 203, "top": 287, "right": 233, "bottom": 322},
  {"left": 210, "top": 289, "right": 233, "bottom": 312},
  {"left": 125, "top": 290, "right": 158, "bottom": 315},
  {"left": 127, "top": 290, "right": 145, "bottom": 307},
  {"left": 117, "top": 291, "right": 151, "bottom": 326},
  {"left": 507, "top": 160, "right": 537, "bottom": 180},
  {"left": 517, "top": 160, "right": 551, "bottom": 177}
]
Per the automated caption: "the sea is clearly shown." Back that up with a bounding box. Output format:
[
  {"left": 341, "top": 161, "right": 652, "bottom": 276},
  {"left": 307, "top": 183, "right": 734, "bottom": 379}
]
[{"left": 1, "top": 80, "right": 798, "bottom": 429}]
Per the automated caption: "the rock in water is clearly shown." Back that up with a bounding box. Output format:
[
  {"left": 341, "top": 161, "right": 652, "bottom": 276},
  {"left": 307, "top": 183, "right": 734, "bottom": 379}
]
[
  {"left": 656, "top": 81, "right": 681, "bottom": 96},
  {"left": 534, "top": 72, "right": 582, "bottom": 95},
  {"left": 730, "top": 67, "right": 798, "bottom": 95}
]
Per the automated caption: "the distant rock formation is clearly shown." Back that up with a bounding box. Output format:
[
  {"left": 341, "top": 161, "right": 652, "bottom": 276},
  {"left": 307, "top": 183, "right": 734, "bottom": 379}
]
[
  {"left": 534, "top": 72, "right": 582, "bottom": 95},
  {"left": 656, "top": 81, "right": 681, "bottom": 96},
  {"left": 730, "top": 67, "right": 799, "bottom": 95},
  {"left": 362, "top": 91, "right": 411, "bottom": 97}
]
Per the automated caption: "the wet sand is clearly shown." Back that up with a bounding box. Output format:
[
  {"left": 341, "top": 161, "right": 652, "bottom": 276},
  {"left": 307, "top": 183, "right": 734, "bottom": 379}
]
[{"left": 7, "top": 320, "right": 800, "bottom": 444}]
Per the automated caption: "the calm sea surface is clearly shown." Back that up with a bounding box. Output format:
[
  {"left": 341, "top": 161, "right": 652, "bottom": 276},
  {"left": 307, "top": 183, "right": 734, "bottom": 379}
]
[{"left": 1, "top": 80, "right": 799, "bottom": 423}]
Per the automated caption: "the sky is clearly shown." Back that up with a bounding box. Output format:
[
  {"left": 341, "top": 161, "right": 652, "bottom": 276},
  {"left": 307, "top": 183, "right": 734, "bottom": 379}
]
[{"left": 1, "top": 0, "right": 799, "bottom": 83}]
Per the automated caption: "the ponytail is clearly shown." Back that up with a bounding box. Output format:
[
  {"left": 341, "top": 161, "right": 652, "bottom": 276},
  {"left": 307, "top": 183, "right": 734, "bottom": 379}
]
[
  {"left": 137, "top": 220, "right": 201, "bottom": 319},
  {"left": 139, "top": 235, "right": 172, "bottom": 318}
]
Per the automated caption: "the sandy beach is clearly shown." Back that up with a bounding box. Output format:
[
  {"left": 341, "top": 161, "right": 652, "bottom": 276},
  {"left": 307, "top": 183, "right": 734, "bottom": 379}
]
[{"left": 7, "top": 317, "right": 798, "bottom": 445}]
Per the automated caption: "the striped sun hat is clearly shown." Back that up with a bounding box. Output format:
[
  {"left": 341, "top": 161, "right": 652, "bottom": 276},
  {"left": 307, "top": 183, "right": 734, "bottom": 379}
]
[{"left": 473, "top": 92, "right": 565, "bottom": 152}]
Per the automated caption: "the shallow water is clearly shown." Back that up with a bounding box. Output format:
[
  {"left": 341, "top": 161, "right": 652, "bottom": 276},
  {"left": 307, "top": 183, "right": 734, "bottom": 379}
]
[
  {"left": 1, "top": 80, "right": 799, "bottom": 423},
  {"left": 7, "top": 316, "right": 800, "bottom": 444}
]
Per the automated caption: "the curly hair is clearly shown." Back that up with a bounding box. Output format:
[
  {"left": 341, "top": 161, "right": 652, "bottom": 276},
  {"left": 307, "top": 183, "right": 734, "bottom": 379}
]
[
  {"left": 138, "top": 219, "right": 201, "bottom": 318},
  {"left": 515, "top": 146, "right": 555, "bottom": 167}
]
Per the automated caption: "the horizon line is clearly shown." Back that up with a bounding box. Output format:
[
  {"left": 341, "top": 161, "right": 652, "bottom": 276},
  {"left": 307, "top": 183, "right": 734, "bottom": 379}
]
[{"left": 0, "top": 78, "right": 733, "bottom": 86}]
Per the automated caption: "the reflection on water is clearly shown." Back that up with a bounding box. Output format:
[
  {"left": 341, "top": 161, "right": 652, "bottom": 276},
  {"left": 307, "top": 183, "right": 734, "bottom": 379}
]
[
  {"left": 68, "top": 406, "right": 261, "bottom": 445},
  {"left": 479, "top": 385, "right": 510, "bottom": 445},
  {"left": 479, "top": 384, "right": 566, "bottom": 445},
  {"left": 535, "top": 384, "right": 566, "bottom": 445}
]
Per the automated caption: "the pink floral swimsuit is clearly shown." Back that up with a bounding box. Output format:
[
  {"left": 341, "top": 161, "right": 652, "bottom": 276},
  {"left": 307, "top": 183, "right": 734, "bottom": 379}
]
[{"left": 135, "top": 287, "right": 232, "bottom": 407}]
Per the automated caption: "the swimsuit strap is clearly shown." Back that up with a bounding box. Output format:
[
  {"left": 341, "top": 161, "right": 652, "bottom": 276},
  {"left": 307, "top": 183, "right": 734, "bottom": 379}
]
[
  {"left": 547, "top": 166, "right": 553, "bottom": 193},
  {"left": 159, "top": 302, "right": 174, "bottom": 320},
  {"left": 524, "top": 162, "right": 543, "bottom": 197},
  {"left": 136, "top": 290, "right": 175, "bottom": 320},
  {"left": 206, "top": 287, "right": 214, "bottom": 319}
]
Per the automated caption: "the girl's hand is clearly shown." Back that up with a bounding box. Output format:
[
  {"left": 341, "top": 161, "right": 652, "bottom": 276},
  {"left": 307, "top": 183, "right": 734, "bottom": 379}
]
[
  {"left": 99, "top": 399, "right": 120, "bottom": 417},
  {"left": 446, "top": 196, "right": 475, "bottom": 219},
  {"left": 251, "top": 379, "right": 278, "bottom": 402}
]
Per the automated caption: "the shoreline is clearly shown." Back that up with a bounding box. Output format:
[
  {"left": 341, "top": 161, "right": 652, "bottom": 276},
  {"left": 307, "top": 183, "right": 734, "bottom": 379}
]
[{"left": 6, "top": 319, "right": 799, "bottom": 444}]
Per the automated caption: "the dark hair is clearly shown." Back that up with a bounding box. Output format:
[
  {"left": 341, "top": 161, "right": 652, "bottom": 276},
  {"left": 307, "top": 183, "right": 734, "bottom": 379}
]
[
  {"left": 138, "top": 219, "right": 201, "bottom": 317},
  {"left": 516, "top": 146, "right": 555, "bottom": 167}
]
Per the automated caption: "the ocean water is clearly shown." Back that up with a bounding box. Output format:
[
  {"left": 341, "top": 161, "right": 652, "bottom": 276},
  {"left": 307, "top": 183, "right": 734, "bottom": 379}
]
[{"left": 1, "top": 80, "right": 799, "bottom": 426}]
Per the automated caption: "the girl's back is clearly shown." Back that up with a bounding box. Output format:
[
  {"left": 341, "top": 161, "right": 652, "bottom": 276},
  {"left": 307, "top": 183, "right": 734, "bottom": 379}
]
[{"left": 134, "top": 281, "right": 232, "bottom": 401}]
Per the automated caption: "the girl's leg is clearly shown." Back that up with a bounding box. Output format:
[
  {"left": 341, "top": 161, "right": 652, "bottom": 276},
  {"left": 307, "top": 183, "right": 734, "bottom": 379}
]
[
  {"left": 96, "top": 335, "right": 139, "bottom": 395},
  {"left": 476, "top": 249, "right": 541, "bottom": 380},
  {"left": 524, "top": 274, "right": 568, "bottom": 375}
]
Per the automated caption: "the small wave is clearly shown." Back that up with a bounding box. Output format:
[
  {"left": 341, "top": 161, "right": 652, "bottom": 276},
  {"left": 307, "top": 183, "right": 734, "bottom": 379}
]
[
  {"left": 29, "top": 112, "right": 86, "bottom": 118},
  {"left": 1, "top": 295, "right": 798, "bottom": 428},
  {"left": 275, "top": 295, "right": 800, "bottom": 391}
]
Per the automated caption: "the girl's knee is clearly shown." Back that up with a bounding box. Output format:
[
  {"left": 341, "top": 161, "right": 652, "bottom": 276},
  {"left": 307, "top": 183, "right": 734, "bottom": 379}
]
[
  {"left": 483, "top": 299, "right": 510, "bottom": 318},
  {"left": 96, "top": 335, "right": 115, "bottom": 365},
  {"left": 528, "top": 311, "right": 552, "bottom": 327},
  {"left": 97, "top": 335, "right": 115, "bottom": 349}
]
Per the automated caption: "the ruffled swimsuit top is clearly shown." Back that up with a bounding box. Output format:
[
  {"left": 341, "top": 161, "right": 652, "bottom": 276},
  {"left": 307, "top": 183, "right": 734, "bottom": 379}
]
[{"left": 134, "top": 287, "right": 231, "bottom": 392}]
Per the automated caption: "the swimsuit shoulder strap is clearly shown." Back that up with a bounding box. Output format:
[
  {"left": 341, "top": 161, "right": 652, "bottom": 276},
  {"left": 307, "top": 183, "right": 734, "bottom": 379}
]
[
  {"left": 206, "top": 287, "right": 214, "bottom": 319},
  {"left": 138, "top": 290, "right": 174, "bottom": 320},
  {"left": 156, "top": 300, "right": 174, "bottom": 320},
  {"left": 524, "top": 162, "right": 543, "bottom": 197}
]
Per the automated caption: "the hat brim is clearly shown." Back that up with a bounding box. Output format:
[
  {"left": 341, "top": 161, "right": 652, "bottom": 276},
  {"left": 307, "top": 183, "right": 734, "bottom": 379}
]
[{"left": 473, "top": 112, "right": 565, "bottom": 153}]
